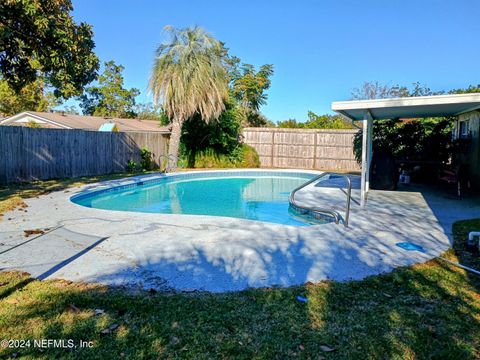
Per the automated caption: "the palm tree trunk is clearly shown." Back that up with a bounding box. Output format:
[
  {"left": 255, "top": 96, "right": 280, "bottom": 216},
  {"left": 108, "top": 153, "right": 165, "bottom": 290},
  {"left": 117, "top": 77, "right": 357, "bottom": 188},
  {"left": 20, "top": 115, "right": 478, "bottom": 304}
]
[{"left": 168, "top": 120, "right": 182, "bottom": 171}]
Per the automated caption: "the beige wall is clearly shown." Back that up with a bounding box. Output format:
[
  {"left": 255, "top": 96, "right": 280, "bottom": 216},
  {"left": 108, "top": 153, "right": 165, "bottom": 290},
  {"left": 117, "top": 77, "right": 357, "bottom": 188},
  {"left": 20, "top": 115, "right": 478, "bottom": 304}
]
[{"left": 456, "top": 110, "right": 480, "bottom": 184}]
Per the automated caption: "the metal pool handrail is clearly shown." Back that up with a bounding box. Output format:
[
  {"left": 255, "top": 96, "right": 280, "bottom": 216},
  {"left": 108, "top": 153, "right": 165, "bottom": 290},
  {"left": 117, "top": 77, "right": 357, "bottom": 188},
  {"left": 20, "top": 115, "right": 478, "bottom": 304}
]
[{"left": 288, "top": 172, "right": 352, "bottom": 227}]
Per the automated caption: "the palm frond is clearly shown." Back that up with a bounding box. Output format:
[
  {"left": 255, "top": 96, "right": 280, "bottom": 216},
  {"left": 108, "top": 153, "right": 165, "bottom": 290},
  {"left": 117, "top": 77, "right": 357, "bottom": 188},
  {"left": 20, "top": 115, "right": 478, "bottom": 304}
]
[{"left": 149, "top": 26, "right": 228, "bottom": 124}]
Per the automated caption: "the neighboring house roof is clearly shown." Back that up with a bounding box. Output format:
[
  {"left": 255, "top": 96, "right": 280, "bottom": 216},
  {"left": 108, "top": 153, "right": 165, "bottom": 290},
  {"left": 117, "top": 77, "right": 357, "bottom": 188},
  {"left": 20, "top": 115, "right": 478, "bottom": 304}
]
[{"left": 0, "top": 111, "right": 171, "bottom": 133}]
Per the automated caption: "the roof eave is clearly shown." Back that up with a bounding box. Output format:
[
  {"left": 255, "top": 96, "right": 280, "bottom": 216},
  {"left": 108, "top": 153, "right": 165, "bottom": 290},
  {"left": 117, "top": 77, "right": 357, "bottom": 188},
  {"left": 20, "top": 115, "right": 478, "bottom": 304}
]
[
  {"left": 331, "top": 93, "right": 480, "bottom": 121},
  {"left": 0, "top": 111, "right": 72, "bottom": 129}
]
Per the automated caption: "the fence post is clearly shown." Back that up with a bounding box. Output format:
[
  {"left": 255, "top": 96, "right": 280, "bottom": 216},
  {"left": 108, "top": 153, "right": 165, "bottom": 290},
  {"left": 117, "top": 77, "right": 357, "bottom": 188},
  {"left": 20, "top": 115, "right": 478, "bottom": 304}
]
[{"left": 271, "top": 131, "right": 275, "bottom": 168}]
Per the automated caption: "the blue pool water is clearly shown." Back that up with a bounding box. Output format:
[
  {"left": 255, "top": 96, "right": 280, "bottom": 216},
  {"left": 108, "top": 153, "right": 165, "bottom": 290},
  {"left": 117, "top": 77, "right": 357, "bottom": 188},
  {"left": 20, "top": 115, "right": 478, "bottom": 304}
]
[{"left": 72, "top": 173, "right": 331, "bottom": 226}]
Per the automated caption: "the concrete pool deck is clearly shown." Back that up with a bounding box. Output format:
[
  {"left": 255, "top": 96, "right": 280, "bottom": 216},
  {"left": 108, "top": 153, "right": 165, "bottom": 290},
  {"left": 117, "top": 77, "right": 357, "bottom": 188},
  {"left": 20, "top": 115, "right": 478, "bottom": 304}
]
[{"left": 1, "top": 170, "right": 479, "bottom": 292}]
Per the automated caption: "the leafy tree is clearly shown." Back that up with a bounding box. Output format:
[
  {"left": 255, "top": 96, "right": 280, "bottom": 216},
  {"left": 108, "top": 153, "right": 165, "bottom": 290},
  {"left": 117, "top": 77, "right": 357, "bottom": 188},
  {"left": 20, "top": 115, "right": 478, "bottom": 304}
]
[
  {"left": 79, "top": 60, "right": 140, "bottom": 118},
  {"left": 0, "top": 0, "right": 99, "bottom": 98},
  {"left": 409, "top": 82, "right": 444, "bottom": 97},
  {"left": 149, "top": 26, "right": 229, "bottom": 168},
  {"left": 277, "top": 118, "right": 304, "bottom": 128},
  {"left": 181, "top": 99, "right": 241, "bottom": 167},
  {"left": 0, "top": 77, "right": 59, "bottom": 115},
  {"left": 449, "top": 84, "right": 480, "bottom": 94},
  {"left": 352, "top": 81, "right": 455, "bottom": 173},
  {"left": 352, "top": 118, "right": 453, "bottom": 165},
  {"left": 351, "top": 81, "right": 408, "bottom": 100},
  {"left": 303, "top": 111, "right": 353, "bottom": 129},
  {"left": 352, "top": 81, "right": 445, "bottom": 100},
  {"left": 231, "top": 64, "right": 274, "bottom": 110},
  {"left": 61, "top": 105, "right": 80, "bottom": 115},
  {"left": 264, "top": 119, "right": 277, "bottom": 127},
  {"left": 135, "top": 102, "right": 169, "bottom": 124},
  {"left": 351, "top": 81, "right": 443, "bottom": 100},
  {"left": 220, "top": 45, "right": 274, "bottom": 127},
  {"left": 277, "top": 112, "right": 353, "bottom": 129},
  {"left": 230, "top": 63, "right": 274, "bottom": 126}
]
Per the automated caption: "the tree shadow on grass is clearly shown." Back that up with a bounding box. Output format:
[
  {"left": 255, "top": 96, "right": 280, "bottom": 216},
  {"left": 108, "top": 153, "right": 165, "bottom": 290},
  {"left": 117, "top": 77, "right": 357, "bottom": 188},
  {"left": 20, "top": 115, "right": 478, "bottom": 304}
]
[{"left": 308, "top": 259, "right": 480, "bottom": 359}]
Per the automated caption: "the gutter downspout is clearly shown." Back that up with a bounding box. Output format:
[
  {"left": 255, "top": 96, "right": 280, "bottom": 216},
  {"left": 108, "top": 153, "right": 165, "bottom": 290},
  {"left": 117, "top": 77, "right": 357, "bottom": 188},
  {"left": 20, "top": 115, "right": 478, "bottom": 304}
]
[
  {"left": 336, "top": 111, "right": 361, "bottom": 129},
  {"left": 467, "top": 231, "right": 480, "bottom": 247}
]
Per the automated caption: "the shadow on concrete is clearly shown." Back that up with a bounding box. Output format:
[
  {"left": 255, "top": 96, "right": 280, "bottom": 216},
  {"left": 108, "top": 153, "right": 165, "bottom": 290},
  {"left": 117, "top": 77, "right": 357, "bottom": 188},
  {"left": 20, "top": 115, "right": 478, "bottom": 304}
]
[
  {"left": 53, "top": 213, "right": 442, "bottom": 293},
  {"left": 394, "top": 183, "right": 480, "bottom": 243},
  {"left": 37, "top": 236, "right": 109, "bottom": 280},
  {"left": 0, "top": 227, "right": 109, "bottom": 284}
]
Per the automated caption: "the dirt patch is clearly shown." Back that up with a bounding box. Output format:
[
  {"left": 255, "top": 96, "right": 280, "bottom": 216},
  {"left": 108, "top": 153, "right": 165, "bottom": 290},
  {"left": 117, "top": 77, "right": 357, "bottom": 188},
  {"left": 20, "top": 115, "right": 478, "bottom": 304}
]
[
  {"left": 0, "top": 197, "right": 27, "bottom": 221},
  {"left": 23, "top": 228, "right": 50, "bottom": 237}
]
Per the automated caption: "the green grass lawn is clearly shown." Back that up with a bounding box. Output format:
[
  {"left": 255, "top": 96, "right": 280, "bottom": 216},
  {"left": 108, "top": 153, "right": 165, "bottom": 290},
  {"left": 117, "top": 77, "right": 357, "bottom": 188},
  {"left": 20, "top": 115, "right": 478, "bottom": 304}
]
[{"left": 0, "top": 177, "right": 479, "bottom": 359}]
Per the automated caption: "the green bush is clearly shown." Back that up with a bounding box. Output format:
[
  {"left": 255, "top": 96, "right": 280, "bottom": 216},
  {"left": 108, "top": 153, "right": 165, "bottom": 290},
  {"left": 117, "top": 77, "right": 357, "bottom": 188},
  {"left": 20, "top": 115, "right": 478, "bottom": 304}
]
[
  {"left": 238, "top": 144, "right": 261, "bottom": 167},
  {"left": 126, "top": 159, "right": 137, "bottom": 173},
  {"left": 277, "top": 111, "right": 354, "bottom": 129},
  {"left": 140, "top": 148, "right": 153, "bottom": 171},
  {"left": 182, "top": 144, "right": 260, "bottom": 169},
  {"left": 180, "top": 99, "right": 242, "bottom": 167},
  {"left": 353, "top": 118, "right": 453, "bottom": 164}
]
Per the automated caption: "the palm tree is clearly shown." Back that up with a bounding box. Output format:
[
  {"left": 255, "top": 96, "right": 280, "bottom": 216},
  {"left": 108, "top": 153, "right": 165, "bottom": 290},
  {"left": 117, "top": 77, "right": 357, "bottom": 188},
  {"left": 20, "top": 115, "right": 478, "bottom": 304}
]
[{"left": 149, "top": 26, "right": 228, "bottom": 170}]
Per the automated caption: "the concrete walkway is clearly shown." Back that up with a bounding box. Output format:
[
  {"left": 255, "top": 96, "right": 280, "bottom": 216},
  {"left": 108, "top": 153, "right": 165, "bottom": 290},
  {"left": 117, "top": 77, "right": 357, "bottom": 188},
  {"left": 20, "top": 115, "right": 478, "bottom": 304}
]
[{"left": 1, "top": 170, "right": 478, "bottom": 292}]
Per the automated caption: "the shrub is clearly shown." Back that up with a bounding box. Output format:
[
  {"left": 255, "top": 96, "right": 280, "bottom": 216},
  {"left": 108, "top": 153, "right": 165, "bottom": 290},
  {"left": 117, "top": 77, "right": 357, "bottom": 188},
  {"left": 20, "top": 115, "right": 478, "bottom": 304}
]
[
  {"left": 140, "top": 148, "right": 153, "bottom": 171},
  {"left": 238, "top": 144, "right": 260, "bottom": 167},
  {"left": 183, "top": 144, "right": 260, "bottom": 169},
  {"left": 180, "top": 99, "right": 242, "bottom": 167},
  {"left": 126, "top": 159, "right": 137, "bottom": 173},
  {"left": 353, "top": 118, "right": 453, "bottom": 164}
]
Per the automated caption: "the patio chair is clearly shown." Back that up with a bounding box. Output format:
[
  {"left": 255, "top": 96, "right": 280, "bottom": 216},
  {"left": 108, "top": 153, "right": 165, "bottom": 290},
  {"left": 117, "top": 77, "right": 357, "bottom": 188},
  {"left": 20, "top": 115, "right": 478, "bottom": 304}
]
[{"left": 439, "top": 164, "right": 470, "bottom": 197}]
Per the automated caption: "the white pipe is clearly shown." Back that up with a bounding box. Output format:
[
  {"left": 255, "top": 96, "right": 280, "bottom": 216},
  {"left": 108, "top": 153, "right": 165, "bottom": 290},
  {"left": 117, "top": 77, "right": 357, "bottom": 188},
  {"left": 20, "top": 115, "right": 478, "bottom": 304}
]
[
  {"left": 351, "top": 119, "right": 362, "bottom": 130},
  {"left": 437, "top": 257, "right": 480, "bottom": 276},
  {"left": 434, "top": 231, "right": 480, "bottom": 277},
  {"left": 468, "top": 231, "right": 480, "bottom": 242}
]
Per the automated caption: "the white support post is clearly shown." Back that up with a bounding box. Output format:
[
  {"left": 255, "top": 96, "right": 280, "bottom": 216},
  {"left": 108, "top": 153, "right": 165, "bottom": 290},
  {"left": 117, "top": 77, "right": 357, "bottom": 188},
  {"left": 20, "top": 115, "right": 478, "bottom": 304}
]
[
  {"left": 366, "top": 111, "right": 373, "bottom": 192},
  {"left": 360, "top": 110, "right": 373, "bottom": 206}
]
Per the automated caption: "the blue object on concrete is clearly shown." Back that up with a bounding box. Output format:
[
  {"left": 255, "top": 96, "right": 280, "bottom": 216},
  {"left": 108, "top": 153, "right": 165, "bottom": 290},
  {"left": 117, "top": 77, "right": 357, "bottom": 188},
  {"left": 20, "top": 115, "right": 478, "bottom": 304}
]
[
  {"left": 396, "top": 242, "right": 425, "bottom": 252},
  {"left": 296, "top": 296, "right": 308, "bottom": 303}
]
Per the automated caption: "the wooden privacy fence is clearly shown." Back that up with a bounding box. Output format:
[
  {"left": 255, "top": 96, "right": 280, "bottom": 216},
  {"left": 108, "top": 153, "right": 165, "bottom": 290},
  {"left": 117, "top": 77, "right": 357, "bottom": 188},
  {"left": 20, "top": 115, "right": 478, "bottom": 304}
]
[
  {"left": 243, "top": 127, "right": 360, "bottom": 172},
  {"left": 0, "top": 126, "right": 169, "bottom": 184}
]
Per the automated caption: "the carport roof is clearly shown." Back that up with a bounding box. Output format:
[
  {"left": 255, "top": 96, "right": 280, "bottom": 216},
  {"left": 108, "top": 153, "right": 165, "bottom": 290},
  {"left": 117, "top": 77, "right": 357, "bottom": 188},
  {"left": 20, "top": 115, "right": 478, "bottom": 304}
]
[{"left": 332, "top": 93, "right": 480, "bottom": 120}]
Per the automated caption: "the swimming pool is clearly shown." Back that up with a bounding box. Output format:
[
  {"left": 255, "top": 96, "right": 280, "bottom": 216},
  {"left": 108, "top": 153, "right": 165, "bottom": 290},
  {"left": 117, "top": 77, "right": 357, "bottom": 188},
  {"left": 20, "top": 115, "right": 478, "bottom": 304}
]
[{"left": 72, "top": 171, "right": 332, "bottom": 226}]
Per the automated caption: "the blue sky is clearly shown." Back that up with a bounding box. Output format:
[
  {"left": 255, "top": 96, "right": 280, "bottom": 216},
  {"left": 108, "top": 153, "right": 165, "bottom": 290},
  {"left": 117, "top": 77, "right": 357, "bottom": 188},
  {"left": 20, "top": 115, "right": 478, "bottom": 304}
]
[{"left": 71, "top": 0, "right": 480, "bottom": 122}]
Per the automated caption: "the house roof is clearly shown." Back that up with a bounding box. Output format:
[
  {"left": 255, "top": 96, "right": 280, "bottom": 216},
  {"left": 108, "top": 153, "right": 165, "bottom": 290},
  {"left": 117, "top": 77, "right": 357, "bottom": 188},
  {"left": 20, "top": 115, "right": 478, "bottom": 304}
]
[
  {"left": 332, "top": 93, "right": 480, "bottom": 120},
  {"left": 0, "top": 111, "right": 171, "bottom": 133}
]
